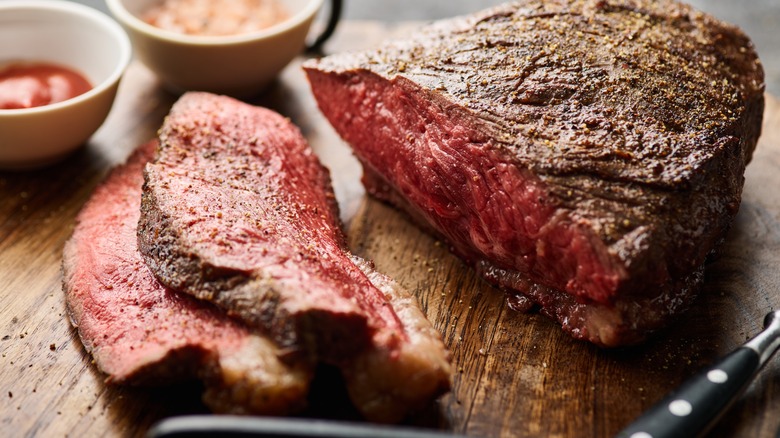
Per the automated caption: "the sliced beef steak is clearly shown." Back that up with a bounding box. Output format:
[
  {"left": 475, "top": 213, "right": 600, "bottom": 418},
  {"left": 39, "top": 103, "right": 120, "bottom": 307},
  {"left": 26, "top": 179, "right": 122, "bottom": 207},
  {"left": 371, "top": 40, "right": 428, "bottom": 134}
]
[
  {"left": 63, "top": 140, "right": 311, "bottom": 415},
  {"left": 303, "top": 0, "right": 765, "bottom": 346},
  {"left": 138, "top": 93, "right": 450, "bottom": 422}
]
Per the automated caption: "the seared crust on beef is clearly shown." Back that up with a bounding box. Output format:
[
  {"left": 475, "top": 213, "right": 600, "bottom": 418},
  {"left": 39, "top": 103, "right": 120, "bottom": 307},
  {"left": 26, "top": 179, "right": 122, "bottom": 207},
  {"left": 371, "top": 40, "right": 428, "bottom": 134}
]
[
  {"left": 304, "top": 0, "right": 764, "bottom": 346},
  {"left": 62, "top": 141, "right": 311, "bottom": 415}
]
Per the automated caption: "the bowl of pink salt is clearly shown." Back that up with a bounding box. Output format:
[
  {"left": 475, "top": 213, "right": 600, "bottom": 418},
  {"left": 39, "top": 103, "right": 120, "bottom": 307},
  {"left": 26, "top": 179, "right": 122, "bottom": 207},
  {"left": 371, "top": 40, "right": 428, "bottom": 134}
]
[{"left": 107, "top": 0, "right": 341, "bottom": 97}]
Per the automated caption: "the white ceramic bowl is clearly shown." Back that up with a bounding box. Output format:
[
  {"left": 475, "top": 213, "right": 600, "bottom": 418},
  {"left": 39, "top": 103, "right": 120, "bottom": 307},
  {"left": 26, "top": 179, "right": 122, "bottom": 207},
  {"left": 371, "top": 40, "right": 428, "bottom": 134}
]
[
  {"left": 107, "top": 0, "right": 326, "bottom": 97},
  {"left": 0, "top": 0, "right": 131, "bottom": 169}
]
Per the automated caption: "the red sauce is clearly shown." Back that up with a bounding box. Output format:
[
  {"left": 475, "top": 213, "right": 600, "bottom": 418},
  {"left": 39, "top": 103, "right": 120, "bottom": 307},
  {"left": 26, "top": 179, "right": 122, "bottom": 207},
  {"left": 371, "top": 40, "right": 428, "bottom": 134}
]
[{"left": 0, "top": 62, "right": 92, "bottom": 110}]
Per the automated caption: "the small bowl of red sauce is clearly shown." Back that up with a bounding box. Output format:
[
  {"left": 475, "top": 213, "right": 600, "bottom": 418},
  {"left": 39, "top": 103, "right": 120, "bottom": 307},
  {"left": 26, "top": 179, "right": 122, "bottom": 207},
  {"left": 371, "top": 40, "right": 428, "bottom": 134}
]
[
  {"left": 106, "top": 0, "right": 339, "bottom": 97},
  {"left": 0, "top": 0, "right": 131, "bottom": 169}
]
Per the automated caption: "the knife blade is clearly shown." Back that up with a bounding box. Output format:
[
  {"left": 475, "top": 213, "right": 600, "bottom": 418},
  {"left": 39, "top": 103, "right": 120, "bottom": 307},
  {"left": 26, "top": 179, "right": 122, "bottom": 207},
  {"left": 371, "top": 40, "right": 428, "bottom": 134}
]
[{"left": 148, "top": 415, "right": 467, "bottom": 438}]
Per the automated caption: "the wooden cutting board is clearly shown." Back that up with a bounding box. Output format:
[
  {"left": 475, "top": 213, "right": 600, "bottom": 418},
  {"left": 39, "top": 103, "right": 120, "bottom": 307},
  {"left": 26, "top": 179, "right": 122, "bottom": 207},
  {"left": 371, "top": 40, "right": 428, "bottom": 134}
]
[{"left": 1, "top": 22, "right": 779, "bottom": 438}]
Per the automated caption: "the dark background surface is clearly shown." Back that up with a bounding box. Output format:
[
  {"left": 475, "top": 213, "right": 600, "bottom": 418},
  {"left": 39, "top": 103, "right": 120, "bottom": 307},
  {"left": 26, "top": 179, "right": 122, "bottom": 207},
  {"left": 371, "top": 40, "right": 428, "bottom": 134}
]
[{"left": 62, "top": 0, "right": 780, "bottom": 95}]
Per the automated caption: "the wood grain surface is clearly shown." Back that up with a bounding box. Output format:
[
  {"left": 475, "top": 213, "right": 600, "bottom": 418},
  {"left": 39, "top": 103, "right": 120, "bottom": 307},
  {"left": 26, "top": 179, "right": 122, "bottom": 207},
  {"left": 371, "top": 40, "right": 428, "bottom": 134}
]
[{"left": 1, "top": 22, "right": 780, "bottom": 438}]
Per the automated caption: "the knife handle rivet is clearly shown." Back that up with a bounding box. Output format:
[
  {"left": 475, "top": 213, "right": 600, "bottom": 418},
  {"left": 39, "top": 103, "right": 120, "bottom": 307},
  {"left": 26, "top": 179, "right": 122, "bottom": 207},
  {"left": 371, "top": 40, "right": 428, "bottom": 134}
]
[
  {"left": 706, "top": 369, "right": 728, "bottom": 383},
  {"left": 669, "top": 399, "right": 693, "bottom": 417}
]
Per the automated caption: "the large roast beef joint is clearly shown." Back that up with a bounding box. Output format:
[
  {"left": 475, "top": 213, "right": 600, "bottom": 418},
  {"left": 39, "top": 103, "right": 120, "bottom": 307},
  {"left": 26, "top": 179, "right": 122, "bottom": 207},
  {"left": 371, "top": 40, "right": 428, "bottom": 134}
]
[{"left": 304, "top": 0, "right": 763, "bottom": 347}]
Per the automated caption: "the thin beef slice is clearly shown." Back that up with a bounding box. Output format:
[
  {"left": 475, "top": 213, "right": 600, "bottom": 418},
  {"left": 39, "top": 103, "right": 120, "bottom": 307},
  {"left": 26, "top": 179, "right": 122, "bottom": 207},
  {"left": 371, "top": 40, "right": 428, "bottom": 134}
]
[
  {"left": 63, "top": 140, "right": 311, "bottom": 415},
  {"left": 303, "top": 0, "right": 765, "bottom": 346},
  {"left": 137, "top": 93, "right": 451, "bottom": 422}
]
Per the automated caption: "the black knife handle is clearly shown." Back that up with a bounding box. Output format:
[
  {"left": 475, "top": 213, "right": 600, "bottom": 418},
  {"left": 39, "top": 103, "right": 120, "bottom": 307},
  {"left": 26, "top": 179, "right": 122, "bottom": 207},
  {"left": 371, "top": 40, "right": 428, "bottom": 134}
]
[
  {"left": 617, "top": 310, "right": 780, "bottom": 438},
  {"left": 615, "top": 347, "right": 759, "bottom": 438}
]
